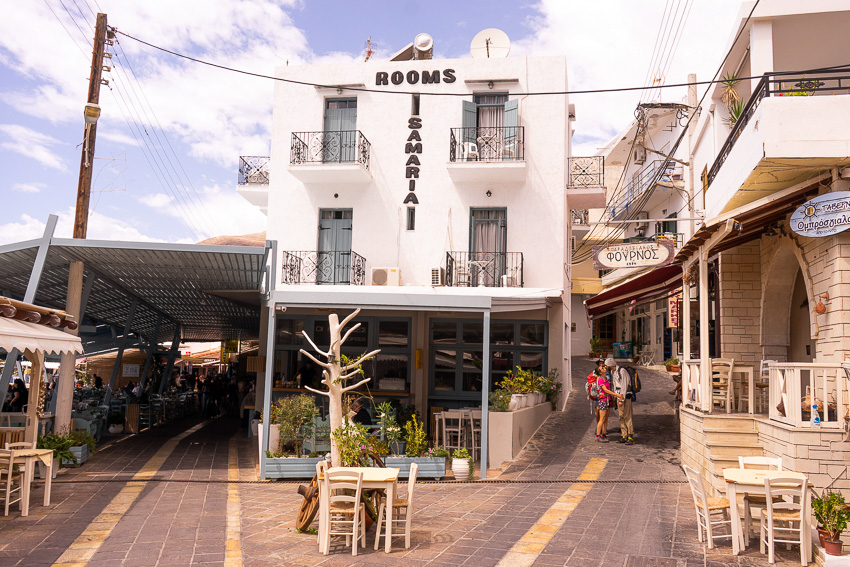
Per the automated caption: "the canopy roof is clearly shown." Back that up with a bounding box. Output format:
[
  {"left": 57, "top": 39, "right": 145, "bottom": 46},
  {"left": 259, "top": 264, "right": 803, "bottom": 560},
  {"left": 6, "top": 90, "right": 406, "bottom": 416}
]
[
  {"left": 0, "top": 317, "right": 83, "bottom": 356},
  {"left": 585, "top": 264, "right": 682, "bottom": 317},
  {"left": 0, "top": 238, "right": 269, "bottom": 347}
]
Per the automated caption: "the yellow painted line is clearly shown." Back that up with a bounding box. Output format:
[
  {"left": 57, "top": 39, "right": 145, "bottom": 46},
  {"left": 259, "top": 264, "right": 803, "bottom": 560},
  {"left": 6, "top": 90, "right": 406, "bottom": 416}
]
[
  {"left": 495, "top": 458, "right": 607, "bottom": 567},
  {"left": 53, "top": 422, "right": 207, "bottom": 567},
  {"left": 225, "top": 435, "right": 243, "bottom": 567}
]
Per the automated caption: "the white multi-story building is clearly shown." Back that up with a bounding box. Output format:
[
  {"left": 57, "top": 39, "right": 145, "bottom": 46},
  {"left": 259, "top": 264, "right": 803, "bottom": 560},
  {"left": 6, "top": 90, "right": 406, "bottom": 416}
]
[{"left": 237, "top": 36, "right": 605, "bottom": 476}]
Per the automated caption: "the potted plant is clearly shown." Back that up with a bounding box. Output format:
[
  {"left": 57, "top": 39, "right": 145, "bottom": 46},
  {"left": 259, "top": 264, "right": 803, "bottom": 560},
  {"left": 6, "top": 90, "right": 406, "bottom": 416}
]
[
  {"left": 107, "top": 411, "right": 124, "bottom": 434},
  {"left": 589, "top": 337, "right": 602, "bottom": 358},
  {"left": 37, "top": 433, "right": 75, "bottom": 475},
  {"left": 544, "top": 368, "right": 562, "bottom": 409},
  {"left": 262, "top": 395, "right": 325, "bottom": 478},
  {"left": 377, "top": 401, "right": 405, "bottom": 455},
  {"left": 813, "top": 491, "right": 850, "bottom": 554},
  {"left": 665, "top": 357, "right": 681, "bottom": 373},
  {"left": 489, "top": 389, "right": 511, "bottom": 412},
  {"left": 385, "top": 416, "right": 447, "bottom": 479},
  {"left": 66, "top": 430, "right": 96, "bottom": 466},
  {"left": 451, "top": 448, "right": 473, "bottom": 481}
]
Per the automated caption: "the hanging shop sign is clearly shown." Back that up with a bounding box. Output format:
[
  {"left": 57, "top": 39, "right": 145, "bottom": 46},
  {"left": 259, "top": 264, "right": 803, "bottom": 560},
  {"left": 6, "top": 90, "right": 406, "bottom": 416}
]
[
  {"left": 790, "top": 191, "right": 850, "bottom": 237},
  {"left": 668, "top": 290, "right": 682, "bottom": 327},
  {"left": 592, "top": 240, "right": 675, "bottom": 271},
  {"left": 122, "top": 364, "right": 140, "bottom": 378},
  {"left": 402, "top": 116, "right": 422, "bottom": 205}
]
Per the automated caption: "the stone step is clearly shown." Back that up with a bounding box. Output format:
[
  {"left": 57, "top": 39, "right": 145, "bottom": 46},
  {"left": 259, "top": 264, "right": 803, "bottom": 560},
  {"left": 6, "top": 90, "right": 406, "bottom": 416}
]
[
  {"left": 706, "top": 442, "right": 763, "bottom": 458},
  {"left": 704, "top": 428, "right": 759, "bottom": 444},
  {"left": 701, "top": 417, "right": 757, "bottom": 432}
]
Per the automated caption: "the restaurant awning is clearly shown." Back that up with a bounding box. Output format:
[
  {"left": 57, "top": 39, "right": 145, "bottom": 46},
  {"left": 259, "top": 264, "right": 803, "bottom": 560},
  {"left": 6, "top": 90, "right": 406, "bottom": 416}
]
[
  {"left": 0, "top": 317, "right": 83, "bottom": 356},
  {"left": 585, "top": 265, "right": 682, "bottom": 317}
]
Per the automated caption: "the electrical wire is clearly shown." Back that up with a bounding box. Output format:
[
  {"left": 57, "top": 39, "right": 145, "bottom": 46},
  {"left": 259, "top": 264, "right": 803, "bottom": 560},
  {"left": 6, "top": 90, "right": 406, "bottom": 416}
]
[{"left": 41, "top": 0, "right": 89, "bottom": 60}]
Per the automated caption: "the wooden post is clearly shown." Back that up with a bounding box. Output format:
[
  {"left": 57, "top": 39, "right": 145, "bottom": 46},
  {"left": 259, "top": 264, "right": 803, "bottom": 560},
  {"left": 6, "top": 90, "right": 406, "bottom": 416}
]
[
  {"left": 26, "top": 350, "right": 44, "bottom": 444},
  {"left": 55, "top": 261, "right": 84, "bottom": 434}
]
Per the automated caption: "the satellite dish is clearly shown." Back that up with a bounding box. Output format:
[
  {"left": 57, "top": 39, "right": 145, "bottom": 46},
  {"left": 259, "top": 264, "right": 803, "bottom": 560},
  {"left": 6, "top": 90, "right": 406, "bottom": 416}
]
[
  {"left": 413, "top": 33, "right": 433, "bottom": 60},
  {"left": 470, "top": 28, "right": 511, "bottom": 59}
]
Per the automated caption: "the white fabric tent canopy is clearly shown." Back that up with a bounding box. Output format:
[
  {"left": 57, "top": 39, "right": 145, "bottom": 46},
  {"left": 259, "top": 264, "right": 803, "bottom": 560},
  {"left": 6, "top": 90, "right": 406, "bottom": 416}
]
[{"left": 0, "top": 318, "right": 83, "bottom": 356}]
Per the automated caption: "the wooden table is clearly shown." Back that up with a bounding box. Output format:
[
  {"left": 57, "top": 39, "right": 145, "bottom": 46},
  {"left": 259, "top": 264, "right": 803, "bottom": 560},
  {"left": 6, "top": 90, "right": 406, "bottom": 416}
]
[
  {"left": 319, "top": 467, "right": 400, "bottom": 553},
  {"left": 723, "top": 468, "right": 810, "bottom": 558},
  {"left": 14, "top": 448, "right": 53, "bottom": 516}
]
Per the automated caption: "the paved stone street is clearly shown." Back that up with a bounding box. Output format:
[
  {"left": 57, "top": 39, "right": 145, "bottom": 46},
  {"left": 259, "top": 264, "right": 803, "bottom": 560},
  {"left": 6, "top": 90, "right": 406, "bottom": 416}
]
[{"left": 0, "top": 363, "right": 809, "bottom": 566}]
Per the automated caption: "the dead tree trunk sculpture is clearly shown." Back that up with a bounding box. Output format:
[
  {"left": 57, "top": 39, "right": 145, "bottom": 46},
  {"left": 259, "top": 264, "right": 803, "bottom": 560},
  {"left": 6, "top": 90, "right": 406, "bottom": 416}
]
[{"left": 300, "top": 309, "right": 380, "bottom": 467}]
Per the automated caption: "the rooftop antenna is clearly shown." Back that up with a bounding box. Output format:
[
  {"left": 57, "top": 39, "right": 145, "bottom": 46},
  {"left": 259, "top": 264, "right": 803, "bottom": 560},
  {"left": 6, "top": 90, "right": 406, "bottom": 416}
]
[
  {"left": 364, "top": 37, "right": 374, "bottom": 62},
  {"left": 470, "top": 28, "right": 511, "bottom": 59}
]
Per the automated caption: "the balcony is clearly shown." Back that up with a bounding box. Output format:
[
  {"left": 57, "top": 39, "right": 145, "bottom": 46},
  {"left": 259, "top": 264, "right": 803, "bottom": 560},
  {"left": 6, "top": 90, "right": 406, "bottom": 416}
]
[
  {"left": 570, "top": 209, "right": 591, "bottom": 238},
  {"left": 236, "top": 156, "right": 270, "bottom": 213},
  {"left": 704, "top": 69, "right": 850, "bottom": 218},
  {"left": 444, "top": 251, "right": 523, "bottom": 288},
  {"left": 288, "top": 130, "right": 372, "bottom": 185},
  {"left": 566, "top": 156, "right": 606, "bottom": 209},
  {"left": 446, "top": 127, "right": 527, "bottom": 185},
  {"left": 610, "top": 160, "right": 683, "bottom": 219},
  {"left": 280, "top": 250, "right": 367, "bottom": 285}
]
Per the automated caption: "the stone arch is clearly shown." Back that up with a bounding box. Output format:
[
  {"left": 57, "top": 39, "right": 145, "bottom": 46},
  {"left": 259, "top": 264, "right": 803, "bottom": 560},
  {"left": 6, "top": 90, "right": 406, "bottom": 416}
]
[{"left": 760, "top": 238, "right": 817, "bottom": 357}]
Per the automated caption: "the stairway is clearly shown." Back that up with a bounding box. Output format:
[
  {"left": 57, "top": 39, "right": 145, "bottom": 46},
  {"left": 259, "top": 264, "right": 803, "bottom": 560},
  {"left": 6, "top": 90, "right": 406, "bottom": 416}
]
[{"left": 703, "top": 415, "right": 763, "bottom": 494}]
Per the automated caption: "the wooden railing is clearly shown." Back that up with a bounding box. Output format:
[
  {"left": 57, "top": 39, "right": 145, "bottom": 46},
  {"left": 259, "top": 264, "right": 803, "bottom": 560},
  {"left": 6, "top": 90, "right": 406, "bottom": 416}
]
[
  {"left": 768, "top": 362, "right": 850, "bottom": 429},
  {"left": 682, "top": 359, "right": 711, "bottom": 412}
]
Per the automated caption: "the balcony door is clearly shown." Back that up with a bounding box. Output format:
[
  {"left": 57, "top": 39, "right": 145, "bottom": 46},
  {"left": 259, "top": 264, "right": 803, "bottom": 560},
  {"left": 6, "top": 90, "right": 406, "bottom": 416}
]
[
  {"left": 470, "top": 208, "right": 507, "bottom": 286},
  {"left": 317, "top": 209, "right": 352, "bottom": 284},
  {"left": 461, "top": 95, "right": 516, "bottom": 160},
  {"left": 323, "top": 98, "right": 357, "bottom": 163}
]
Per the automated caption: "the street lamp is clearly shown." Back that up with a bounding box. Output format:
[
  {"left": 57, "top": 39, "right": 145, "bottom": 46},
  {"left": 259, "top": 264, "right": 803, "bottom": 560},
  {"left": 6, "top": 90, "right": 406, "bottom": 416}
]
[{"left": 83, "top": 103, "right": 100, "bottom": 167}]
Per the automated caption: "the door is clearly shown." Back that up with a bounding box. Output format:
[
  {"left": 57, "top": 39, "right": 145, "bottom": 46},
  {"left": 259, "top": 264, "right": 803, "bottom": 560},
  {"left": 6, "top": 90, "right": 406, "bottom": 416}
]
[
  {"left": 323, "top": 98, "right": 357, "bottom": 163},
  {"left": 317, "top": 209, "right": 352, "bottom": 284},
  {"left": 470, "top": 208, "right": 507, "bottom": 286},
  {"left": 502, "top": 99, "right": 518, "bottom": 160}
]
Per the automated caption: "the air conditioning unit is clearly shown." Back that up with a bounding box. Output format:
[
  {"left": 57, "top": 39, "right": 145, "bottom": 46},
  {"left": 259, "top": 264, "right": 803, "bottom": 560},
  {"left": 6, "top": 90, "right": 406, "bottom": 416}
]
[
  {"left": 371, "top": 267, "right": 401, "bottom": 286},
  {"left": 635, "top": 211, "right": 650, "bottom": 231},
  {"left": 430, "top": 267, "right": 445, "bottom": 287},
  {"left": 633, "top": 143, "right": 647, "bottom": 165}
]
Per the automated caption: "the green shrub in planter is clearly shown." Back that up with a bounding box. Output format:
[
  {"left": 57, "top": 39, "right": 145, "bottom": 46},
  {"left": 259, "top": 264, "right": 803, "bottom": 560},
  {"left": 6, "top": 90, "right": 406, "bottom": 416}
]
[
  {"left": 37, "top": 434, "right": 76, "bottom": 467},
  {"left": 489, "top": 389, "right": 511, "bottom": 412}
]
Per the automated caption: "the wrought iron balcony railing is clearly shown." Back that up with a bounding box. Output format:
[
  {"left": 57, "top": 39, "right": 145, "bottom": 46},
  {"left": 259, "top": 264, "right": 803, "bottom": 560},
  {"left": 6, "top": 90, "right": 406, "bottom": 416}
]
[
  {"left": 610, "top": 160, "right": 682, "bottom": 218},
  {"left": 707, "top": 69, "right": 850, "bottom": 189},
  {"left": 290, "top": 130, "right": 371, "bottom": 169},
  {"left": 238, "top": 156, "right": 270, "bottom": 185},
  {"left": 280, "top": 250, "right": 367, "bottom": 285},
  {"left": 571, "top": 209, "right": 589, "bottom": 226},
  {"left": 567, "top": 156, "right": 604, "bottom": 187},
  {"left": 623, "top": 232, "right": 684, "bottom": 249},
  {"left": 449, "top": 126, "right": 524, "bottom": 162},
  {"left": 444, "top": 251, "right": 523, "bottom": 288}
]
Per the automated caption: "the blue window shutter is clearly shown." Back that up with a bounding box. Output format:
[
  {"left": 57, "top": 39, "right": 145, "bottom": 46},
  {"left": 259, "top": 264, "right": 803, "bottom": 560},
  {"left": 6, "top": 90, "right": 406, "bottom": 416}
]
[
  {"left": 462, "top": 100, "right": 477, "bottom": 142},
  {"left": 503, "top": 99, "right": 518, "bottom": 138}
]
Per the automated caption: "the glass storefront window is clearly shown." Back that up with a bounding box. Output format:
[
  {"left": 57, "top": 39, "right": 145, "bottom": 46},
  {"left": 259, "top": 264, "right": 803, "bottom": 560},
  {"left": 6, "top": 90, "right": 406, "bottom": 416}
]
[
  {"left": 434, "top": 349, "right": 456, "bottom": 391},
  {"left": 490, "top": 323, "right": 514, "bottom": 345},
  {"left": 519, "top": 351, "right": 544, "bottom": 371},
  {"left": 520, "top": 323, "right": 545, "bottom": 346},
  {"left": 379, "top": 320, "right": 408, "bottom": 347},
  {"left": 372, "top": 355, "right": 409, "bottom": 390},
  {"left": 432, "top": 322, "right": 456, "bottom": 344},
  {"left": 276, "top": 318, "right": 304, "bottom": 346},
  {"left": 463, "top": 322, "right": 483, "bottom": 344}
]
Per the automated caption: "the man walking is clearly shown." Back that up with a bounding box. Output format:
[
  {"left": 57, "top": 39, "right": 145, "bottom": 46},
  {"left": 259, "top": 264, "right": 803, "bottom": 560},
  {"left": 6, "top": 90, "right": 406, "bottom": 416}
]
[{"left": 605, "top": 357, "right": 634, "bottom": 445}]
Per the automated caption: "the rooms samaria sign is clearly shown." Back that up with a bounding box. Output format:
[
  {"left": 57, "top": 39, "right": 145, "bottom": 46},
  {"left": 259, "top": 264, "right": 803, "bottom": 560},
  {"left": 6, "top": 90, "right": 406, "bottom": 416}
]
[
  {"left": 592, "top": 240, "right": 675, "bottom": 271},
  {"left": 790, "top": 191, "right": 850, "bottom": 237}
]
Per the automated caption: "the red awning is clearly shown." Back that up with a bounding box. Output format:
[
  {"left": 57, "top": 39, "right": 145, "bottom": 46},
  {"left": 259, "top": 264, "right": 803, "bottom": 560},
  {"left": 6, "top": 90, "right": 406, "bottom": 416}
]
[{"left": 585, "top": 265, "right": 682, "bottom": 317}]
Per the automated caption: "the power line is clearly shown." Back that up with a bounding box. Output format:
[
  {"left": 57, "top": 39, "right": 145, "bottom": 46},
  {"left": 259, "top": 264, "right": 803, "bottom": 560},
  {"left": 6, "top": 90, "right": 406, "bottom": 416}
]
[
  {"left": 41, "top": 0, "right": 89, "bottom": 59},
  {"left": 112, "top": 27, "right": 849, "bottom": 99}
]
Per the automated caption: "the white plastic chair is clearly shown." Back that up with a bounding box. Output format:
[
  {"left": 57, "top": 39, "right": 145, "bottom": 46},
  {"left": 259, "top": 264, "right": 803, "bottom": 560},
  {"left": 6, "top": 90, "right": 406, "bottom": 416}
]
[
  {"left": 461, "top": 141, "right": 479, "bottom": 161},
  {"left": 322, "top": 469, "right": 366, "bottom": 556},
  {"left": 0, "top": 449, "right": 24, "bottom": 516},
  {"left": 374, "top": 462, "right": 418, "bottom": 550},
  {"left": 759, "top": 475, "right": 807, "bottom": 565},
  {"left": 738, "top": 456, "right": 783, "bottom": 544},
  {"left": 682, "top": 464, "right": 732, "bottom": 549}
]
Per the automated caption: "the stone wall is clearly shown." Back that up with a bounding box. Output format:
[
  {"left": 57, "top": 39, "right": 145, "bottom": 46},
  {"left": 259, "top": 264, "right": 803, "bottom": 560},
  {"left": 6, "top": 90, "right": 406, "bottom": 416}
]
[
  {"left": 679, "top": 407, "right": 711, "bottom": 485},
  {"left": 719, "top": 241, "right": 762, "bottom": 365}
]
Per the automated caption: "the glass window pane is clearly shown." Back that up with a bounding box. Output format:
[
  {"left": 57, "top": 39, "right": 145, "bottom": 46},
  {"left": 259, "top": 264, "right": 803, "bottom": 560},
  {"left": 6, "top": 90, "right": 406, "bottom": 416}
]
[
  {"left": 491, "top": 351, "right": 513, "bottom": 374},
  {"left": 375, "top": 355, "right": 408, "bottom": 390},
  {"left": 432, "top": 322, "right": 456, "bottom": 344},
  {"left": 518, "top": 351, "right": 544, "bottom": 372},
  {"left": 434, "top": 350, "right": 456, "bottom": 392},
  {"left": 379, "top": 320, "right": 409, "bottom": 347},
  {"left": 463, "top": 372, "right": 482, "bottom": 392},
  {"left": 461, "top": 351, "right": 483, "bottom": 392},
  {"left": 275, "top": 318, "right": 304, "bottom": 346},
  {"left": 463, "top": 322, "right": 483, "bottom": 344},
  {"left": 490, "top": 323, "right": 514, "bottom": 345},
  {"left": 519, "top": 323, "right": 545, "bottom": 346}
]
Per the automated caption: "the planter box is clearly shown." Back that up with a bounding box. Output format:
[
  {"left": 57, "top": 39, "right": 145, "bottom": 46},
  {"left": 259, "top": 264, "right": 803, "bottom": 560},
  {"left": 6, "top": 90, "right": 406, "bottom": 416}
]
[
  {"left": 489, "top": 402, "right": 552, "bottom": 469},
  {"left": 62, "top": 445, "right": 89, "bottom": 467},
  {"left": 264, "top": 456, "right": 324, "bottom": 478},
  {"left": 384, "top": 457, "right": 446, "bottom": 479}
]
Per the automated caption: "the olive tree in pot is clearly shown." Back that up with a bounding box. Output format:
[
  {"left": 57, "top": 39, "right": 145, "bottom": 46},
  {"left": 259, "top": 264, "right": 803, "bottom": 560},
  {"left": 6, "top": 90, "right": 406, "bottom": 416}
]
[{"left": 813, "top": 491, "right": 850, "bottom": 555}]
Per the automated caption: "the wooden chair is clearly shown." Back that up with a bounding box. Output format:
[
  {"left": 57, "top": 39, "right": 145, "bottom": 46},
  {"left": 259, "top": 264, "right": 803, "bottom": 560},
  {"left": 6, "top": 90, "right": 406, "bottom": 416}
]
[
  {"left": 711, "top": 358, "right": 735, "bottom": 413},
  {"left": 682, "top": 464, "right": 732, "bottom": 549},
  {"left": 738, "top": 456, "right": 783, "bottom": 544},
  {"left": 0, "top": 448, "right": 24, "bottom": 516},
  {"left": 315, "top": 460, "right": 328, "bottom": 553},
  {"left": 756, "top": 360, "right": 775, "bottom": 413},
  {"left": 374, "top": 462, "right": 418, "bottom": 551},
  {"left": 468, "top": 410, "right": 482, "bottom": 461},
  {"left": 759, "top": 475, "right": 807, "bottom": 565},
  {"left": 442, "top": 410, "right": 465, "bottom": 453},
  {"left": 429, "top": 407, "right": 445, "bottom": 446},
  {"left": 323, "top": 469, "right": 366, "bottom": 556}
]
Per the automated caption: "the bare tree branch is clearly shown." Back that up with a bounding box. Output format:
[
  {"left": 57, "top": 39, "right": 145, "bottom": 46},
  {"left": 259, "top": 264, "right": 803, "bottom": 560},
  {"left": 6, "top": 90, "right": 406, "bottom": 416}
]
[
  {"left": 340, "top": 377, "right": 372, "bottom": 393},
  {"left": 339, "top": 308, "right": 361, "bottom": 330},
  {"left": 303, "top": 385, "right": 330, "bottom": 397},
  {"left": 342, "top": 349, "right": 381, "bottom": 371},
  {"left": 340, "top": 369, "right": 363, "bottom": 380},
  {"left": 300, "top": 332, "right": 330, "bottom": 358},
  {"left": 339, "top": 322, "right": 361, "bottom": 347},
  {"left": 299, "top": 349, "right": 330, "bottom": 369}
]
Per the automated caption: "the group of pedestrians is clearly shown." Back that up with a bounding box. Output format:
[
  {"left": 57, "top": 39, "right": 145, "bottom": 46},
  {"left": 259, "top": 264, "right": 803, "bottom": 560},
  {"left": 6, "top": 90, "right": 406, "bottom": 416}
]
[{"left": 589, "top": 357, "right": 635, "bottom": 444}]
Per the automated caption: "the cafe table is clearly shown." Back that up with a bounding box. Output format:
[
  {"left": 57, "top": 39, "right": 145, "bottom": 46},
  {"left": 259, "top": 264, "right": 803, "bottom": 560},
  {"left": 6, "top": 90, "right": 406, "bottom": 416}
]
[
  {"left": 14, "top": 448, "right": 54, "bottom": 516},
  {"left": 723, "top": 467, "right": 811, "bottom": 558},
  {"left": 318, "top": 466, "right": 400, "bottom": 553}
]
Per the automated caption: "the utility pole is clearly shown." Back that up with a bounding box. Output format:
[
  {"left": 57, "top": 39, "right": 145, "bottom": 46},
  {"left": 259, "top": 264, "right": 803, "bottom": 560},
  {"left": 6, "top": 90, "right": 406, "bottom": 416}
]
[{"left": 55, "top": 13, "right": 109, "bottom": 434}]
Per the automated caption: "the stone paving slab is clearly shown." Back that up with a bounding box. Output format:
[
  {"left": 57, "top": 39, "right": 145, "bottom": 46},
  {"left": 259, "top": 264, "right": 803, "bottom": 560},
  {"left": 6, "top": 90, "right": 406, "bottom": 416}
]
[{"left": 0, "top": 364, "right": 811, "bottom": 566}]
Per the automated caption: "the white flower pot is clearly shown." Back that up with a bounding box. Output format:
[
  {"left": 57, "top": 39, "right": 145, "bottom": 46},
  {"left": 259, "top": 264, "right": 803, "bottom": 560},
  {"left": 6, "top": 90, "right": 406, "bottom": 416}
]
[
  {"left": 451, "top": 458, "right": 470, "bottom": 480},
  {"left": 251, "top": 419, "right": 259, "bottom": 437},
  {"left": 108, "top": 424, "right": 124, "bottom": 434},
  {"left": 509, "top": 394, "right": 521, "bottom": 411},
  {"left": 518, "top": 394, "right": 529, "bottom": 408}
]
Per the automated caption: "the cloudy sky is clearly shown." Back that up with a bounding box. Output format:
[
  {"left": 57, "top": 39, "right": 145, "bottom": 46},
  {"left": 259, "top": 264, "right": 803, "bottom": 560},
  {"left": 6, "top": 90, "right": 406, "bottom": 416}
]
[{"left": 0, "top": 0, "right": 743, "bottom": 245}]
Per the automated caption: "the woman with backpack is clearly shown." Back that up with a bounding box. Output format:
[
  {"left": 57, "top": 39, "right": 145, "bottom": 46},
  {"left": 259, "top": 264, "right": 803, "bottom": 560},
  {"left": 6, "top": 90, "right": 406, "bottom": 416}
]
[{"left": 595, "top": 365, "right": 623, "bottom": 442}]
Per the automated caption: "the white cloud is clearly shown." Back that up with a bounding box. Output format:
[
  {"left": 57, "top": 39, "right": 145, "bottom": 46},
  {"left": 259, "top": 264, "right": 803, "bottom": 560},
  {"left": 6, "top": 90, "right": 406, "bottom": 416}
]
[
  {"left": 0, "top": 124, "right": 67, "bottom": 170},
  {"left": 138, "top": 192, "right": 173, "bottom": 208},
  {"left": 99, "top": 129, "right": 141, "bottom": 146},
  {"left": 513, "top": 0, "right": 742, "bottom": 156},
  {"left": 11, "top": 182, "right": 45, "bottom": 193}
]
